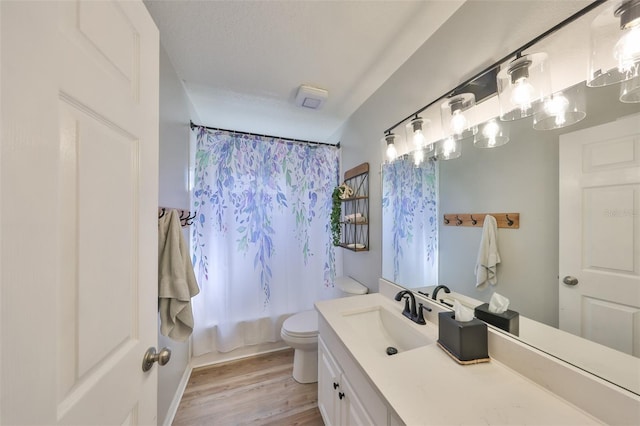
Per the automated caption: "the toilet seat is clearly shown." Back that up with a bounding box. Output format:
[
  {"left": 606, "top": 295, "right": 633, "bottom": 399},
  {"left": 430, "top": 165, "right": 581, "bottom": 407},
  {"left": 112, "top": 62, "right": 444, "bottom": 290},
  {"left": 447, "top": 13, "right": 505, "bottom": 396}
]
[{"left": 282, "top": 310, "right": 318, "bottom": 338}]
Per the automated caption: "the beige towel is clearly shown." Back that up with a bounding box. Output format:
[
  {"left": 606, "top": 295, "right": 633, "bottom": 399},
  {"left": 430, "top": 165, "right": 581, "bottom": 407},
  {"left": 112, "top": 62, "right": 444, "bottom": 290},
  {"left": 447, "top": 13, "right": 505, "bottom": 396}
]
[{"left": 158, "top": 209, "right": 200, "bottom": 341}]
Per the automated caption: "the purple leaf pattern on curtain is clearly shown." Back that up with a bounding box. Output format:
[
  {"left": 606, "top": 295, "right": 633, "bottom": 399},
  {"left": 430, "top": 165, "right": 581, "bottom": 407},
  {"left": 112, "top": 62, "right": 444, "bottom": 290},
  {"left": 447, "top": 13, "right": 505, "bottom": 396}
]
[
  {"left": 192, "top": 127, "right": 339, "bottom": 306},
  {"left": 382, "top": 157, "right": 438, "bottom": 281}
]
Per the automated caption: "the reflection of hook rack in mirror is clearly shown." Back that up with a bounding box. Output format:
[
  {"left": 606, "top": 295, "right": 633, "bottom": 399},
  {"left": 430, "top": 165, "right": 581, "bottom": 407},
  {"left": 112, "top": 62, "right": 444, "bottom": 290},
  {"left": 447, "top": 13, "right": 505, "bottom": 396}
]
[{"left": 443, "top": 213, "right": 519, "bottom": 229}]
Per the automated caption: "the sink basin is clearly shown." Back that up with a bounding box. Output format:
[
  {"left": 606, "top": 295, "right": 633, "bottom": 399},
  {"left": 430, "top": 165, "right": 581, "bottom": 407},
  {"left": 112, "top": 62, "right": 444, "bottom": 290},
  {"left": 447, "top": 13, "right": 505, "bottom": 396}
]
[{"left": 342, "top": 306, "right": 434, "bottom": 355}]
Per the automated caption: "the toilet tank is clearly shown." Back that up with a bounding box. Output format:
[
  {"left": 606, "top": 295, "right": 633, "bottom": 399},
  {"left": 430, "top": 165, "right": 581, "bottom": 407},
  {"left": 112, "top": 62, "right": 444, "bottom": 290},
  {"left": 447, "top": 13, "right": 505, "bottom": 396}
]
[{"left": 336, "top": 276, "right": 368, "bottom": 297}]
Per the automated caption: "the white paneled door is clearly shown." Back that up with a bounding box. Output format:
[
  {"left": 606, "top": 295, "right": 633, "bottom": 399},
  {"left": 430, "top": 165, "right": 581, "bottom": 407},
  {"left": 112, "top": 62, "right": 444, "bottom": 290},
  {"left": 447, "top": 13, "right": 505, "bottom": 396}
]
[
  {"left": 1, "top": 1, "right": 159, "bottom": 424},
  {"left": 559, "top": 113, "right": 640, "bottom": 356}
]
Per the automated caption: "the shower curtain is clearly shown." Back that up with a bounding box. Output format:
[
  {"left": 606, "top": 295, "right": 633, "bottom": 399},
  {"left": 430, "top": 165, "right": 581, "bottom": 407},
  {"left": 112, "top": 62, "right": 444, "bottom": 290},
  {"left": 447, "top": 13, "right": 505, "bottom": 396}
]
[
  {"left": 382, "top": 157, "right": 438, "bottom": 288},
  {"left": 191, "top": 127, "right": 340, "bottom": 356}
]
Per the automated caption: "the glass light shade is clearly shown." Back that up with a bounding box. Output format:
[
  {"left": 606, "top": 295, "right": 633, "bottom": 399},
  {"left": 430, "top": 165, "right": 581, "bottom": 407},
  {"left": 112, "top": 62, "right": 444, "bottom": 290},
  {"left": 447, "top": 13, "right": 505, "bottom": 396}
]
[
  {"left": 474, "top": 119, "right": 510, "bottom": 148},
  {"left": 413, "top": 148, "right": 425, "bottom": 167},
  {"left": 435, "top": 137, "right": 461, "bottom": 160},
  {"left": 621, "top": 73, "right": 640, "bottom": 102},
  {"left": 440, "top": 93, "right": 477, "bottom": 140},
  {"left": 497, "top": 53, "right": 552, "bottom": 121},
  {"left": 533, "top": 87, "right": 587, "bottom": 130},
  {"left": 383, "top": 133, "right": 397, "bottom": 163},
  {"left": 588, "top": 0, "right": 640, "bottom": 87},
  {"left": 405, "top": 116, "right": 430, "bottom": 148}
]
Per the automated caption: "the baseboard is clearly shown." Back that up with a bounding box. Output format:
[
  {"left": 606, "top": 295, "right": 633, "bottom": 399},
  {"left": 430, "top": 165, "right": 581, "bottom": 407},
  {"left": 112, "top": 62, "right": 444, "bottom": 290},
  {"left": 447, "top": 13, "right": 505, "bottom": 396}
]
[
  {"left": 162, "top": 364, "right": 193, "bottom": 426},
  {"left": 190, "top": 341, "right": 289, "bottom": 369}
]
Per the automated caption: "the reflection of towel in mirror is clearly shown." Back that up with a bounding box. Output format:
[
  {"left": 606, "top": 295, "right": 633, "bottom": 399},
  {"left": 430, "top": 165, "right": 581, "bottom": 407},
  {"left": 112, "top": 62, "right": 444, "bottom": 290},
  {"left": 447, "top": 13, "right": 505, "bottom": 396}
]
[
  {"left": 475, "top": 215, "right": 501, "bottom": 289},
  {"left": 158, "top": 209, "right": 200, "bottom": 341}
]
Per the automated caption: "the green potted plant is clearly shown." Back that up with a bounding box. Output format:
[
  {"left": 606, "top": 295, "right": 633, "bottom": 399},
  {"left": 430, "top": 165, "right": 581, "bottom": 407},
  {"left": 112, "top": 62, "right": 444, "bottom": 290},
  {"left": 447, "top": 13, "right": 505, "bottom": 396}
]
[{"left": 331, "top": 183, "right": 353, "bottom": 246}]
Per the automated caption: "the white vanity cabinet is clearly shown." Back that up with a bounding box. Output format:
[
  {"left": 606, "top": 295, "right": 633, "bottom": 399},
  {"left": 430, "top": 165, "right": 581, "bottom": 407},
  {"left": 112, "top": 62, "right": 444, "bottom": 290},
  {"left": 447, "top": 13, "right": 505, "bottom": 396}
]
[{"left": 318, "top": 337, "right": 375, "bottom": 426}]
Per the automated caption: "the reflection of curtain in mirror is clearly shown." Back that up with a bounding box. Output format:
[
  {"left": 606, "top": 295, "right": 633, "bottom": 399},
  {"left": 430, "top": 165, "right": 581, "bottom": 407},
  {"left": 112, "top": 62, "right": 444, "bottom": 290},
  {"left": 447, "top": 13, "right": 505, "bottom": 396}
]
[
  {"left": 190, "top": 127, "right": 339, "bottom": 356},
  {"left": 382, "top": 157, "right": 438, "bottom": 288}
]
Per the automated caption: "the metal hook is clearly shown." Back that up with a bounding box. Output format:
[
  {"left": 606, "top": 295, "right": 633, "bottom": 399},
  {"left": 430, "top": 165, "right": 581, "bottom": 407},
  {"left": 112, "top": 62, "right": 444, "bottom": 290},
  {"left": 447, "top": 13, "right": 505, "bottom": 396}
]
[
  {"left": 506, "top": 214, "right": 514, "bottom": 226},
  {"left": 184, "top": 212, "right": 196, "bottom": 226},
  {"left": 470, "top": 215, "right": 477, "bottom": 225},
  {"left": 444, "top": 216, "right": 450, "bottom": 224},
  {"left": 158, "top": 208, "right": 166, "bottom": 219},
  {"left": 456, "top": 215, "right": 463, "bottom": 226}
]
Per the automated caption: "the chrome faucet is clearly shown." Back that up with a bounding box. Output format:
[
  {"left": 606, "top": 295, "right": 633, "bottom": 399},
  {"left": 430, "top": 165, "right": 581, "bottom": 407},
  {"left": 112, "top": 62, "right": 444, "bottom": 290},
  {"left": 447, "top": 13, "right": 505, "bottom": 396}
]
[
  {"left": 432, "top": 285, "right": 451, "bottom": 301},
  {"left": 394, "top": 290, "right": 429, "bottom": 325}
]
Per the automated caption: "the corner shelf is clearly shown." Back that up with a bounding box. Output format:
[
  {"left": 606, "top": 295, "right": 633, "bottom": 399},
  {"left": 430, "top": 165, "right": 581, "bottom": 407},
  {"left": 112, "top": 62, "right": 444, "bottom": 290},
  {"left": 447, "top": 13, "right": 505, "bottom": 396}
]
[{"left": 340, "top": 162, "right": 369, "bottom": 252}]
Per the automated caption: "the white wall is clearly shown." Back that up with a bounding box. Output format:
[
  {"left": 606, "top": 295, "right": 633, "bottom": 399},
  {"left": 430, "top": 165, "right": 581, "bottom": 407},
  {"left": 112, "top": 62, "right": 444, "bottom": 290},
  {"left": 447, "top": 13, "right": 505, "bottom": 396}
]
[{"left": 157, "top": 45, "right": 198, "bottom": 426}]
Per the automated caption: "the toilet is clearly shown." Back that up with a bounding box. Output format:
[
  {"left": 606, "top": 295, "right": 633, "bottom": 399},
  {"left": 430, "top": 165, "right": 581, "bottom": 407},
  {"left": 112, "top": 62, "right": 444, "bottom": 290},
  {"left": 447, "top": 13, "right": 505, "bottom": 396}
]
[{"left": 280, "top": 276, "right": 368, "bottom": 383}]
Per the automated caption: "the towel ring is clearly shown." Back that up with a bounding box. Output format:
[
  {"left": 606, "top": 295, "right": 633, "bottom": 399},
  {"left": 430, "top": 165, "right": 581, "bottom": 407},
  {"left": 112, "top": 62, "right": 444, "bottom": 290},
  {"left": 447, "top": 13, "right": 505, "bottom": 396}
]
[
  {"left": 470, "top": 215, "right": 477, "bottom": 225},
  {"left": 506, "top": 214, "right": 514, "bottom": 226},
  {"left": 455, "top": 215, "right": 463, "bottom": 226}
]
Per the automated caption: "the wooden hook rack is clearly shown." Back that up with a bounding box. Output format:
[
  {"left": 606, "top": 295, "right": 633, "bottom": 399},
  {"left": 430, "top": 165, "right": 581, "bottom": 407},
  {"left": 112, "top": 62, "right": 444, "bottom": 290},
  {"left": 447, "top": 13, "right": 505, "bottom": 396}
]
[{"left": 443, "top": 213, "right": 519, "bottom": 229}]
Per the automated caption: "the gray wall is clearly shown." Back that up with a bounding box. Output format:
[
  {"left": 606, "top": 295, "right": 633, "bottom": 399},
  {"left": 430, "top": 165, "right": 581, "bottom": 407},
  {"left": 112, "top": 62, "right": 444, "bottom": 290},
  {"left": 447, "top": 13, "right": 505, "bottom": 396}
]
[
  {"left": 157, "top": 45, "right": 196, "bottom": 426},
  {"left": 439, "top": 118, "right": 560, "bottom": 326},
  {"left": 336, "top": 1, "right": 586, "bottom": 295}
]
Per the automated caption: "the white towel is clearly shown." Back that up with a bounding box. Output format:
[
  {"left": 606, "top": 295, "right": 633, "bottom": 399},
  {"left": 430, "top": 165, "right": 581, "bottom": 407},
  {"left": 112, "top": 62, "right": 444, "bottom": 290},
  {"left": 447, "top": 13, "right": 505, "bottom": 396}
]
[
  {"left": 158, "top": 209, "right": 200, "bottom": 341},
  {"left": 475, "top": 215, "right": 501, "bottom": 289}
]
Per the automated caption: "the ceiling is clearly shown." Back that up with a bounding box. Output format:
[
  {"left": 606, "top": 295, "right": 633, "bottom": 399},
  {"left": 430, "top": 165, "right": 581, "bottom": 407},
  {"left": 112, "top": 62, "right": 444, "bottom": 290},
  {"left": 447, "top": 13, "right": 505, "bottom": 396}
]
[{"left": 144, "top": 0, "right": 466, "bottom": 143}]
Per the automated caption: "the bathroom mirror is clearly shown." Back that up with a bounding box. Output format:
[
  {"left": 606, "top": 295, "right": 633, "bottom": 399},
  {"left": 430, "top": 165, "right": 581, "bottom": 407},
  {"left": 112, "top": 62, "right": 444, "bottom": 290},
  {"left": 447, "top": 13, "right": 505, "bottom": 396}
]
[{"left": 381, "top": 2, "right": 640, "bottom": 396}]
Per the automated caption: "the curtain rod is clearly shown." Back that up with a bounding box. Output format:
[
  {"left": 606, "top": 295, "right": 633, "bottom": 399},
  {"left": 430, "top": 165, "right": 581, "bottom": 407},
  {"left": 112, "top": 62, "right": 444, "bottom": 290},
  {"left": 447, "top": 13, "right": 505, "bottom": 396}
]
[
  {"left": 383, "top": 0, "right": 607, "bottom": 134},
  {"left": 190, "top": 121, "right": 340, "bottom": 148}
]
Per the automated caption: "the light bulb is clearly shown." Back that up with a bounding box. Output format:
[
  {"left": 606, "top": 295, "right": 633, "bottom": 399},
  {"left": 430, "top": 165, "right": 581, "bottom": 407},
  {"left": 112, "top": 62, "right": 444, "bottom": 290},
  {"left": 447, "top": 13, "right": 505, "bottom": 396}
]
[
  {"left": 413, "top": 129, "right": 426, "bottom": 148},
  {"left": 413, "top": 149, "right": 424, "bottom": 167},
  {"left": 510, "top": 77, "right": 536, "bottom": 111},
  {"left": 543, "top": 94, "right": 570, "bottom": 127},
  {"left": 482, "top": 120, "right": 500, "bottom": 148},
  {"left": 442, "top": 137, "right": 455, "bottom": 157},
  {"left": 450, "top": 110, "right": 467, "bottom": 135},
  {"left": 614, "top": 26, "right": 640, "bottom": 74},
  {"left": 386, "top": 142, "right": 397, "bottom": 162}
]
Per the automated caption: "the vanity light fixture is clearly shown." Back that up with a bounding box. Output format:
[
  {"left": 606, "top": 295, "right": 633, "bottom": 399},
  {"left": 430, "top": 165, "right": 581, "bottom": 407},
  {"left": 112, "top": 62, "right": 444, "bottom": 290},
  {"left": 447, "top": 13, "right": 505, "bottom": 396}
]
[
  {"left": 383, "top": 132, "right": 398, "bottom": 163},
  {"left": 381, "top": 1, "right": 609, "bottom": 160},
  {"left": 441, "top": 94, "right": 477, "bottom": 140},
  {"left": 588, "top": 0, "right": 640, "bottom": 90},
  {"left": 435, "top": 136, "right": 461, "bottom": 160},
  {"left": 474, "top": 119, "right": 510, "bottom": 148},
  {"left": 533, "top": 87, "right": 587, "bottom": 130},
  {"left": 497, "top": 52, "right": 552, "bottom": 121},
  {"left": 406, "top": 116, "right": 429, "bottom": 148}
]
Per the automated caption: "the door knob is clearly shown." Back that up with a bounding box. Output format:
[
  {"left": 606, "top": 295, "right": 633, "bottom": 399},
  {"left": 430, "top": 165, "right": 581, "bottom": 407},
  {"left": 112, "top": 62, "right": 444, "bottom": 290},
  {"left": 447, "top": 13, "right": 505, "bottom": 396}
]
[
  {"left": 562, "top": 276, "right": 579, "bottom": 286},
  {"left": 142, "top": 347, "right": 171, "bottom": 372}
]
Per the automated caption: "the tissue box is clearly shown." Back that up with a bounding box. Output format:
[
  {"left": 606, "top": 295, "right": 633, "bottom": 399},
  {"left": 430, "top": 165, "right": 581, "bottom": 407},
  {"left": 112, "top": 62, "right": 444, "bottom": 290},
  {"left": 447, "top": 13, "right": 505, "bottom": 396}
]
[
  {"left": 437, "top": 312, "right": 488, "bottom": 362},
  {"left": 474, "top": 303, "right": 519, "bottom": 336}
]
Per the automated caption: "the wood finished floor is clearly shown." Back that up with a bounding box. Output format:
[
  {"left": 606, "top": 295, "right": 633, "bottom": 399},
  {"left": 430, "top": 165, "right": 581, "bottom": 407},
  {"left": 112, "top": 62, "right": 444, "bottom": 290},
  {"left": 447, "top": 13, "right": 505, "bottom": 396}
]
[{"left": 173, "top": 349, "right": 324, "bottom": 425}]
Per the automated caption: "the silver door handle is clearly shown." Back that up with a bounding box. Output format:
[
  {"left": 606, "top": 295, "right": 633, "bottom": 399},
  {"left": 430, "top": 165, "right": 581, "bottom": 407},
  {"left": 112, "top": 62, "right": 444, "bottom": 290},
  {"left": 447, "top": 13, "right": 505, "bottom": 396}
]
[
  {"left": 142, "top": 347, "right": 171, "bottom": 372},
  {"left": 562, "top": 276, "right": 579, "bottom": 286}
]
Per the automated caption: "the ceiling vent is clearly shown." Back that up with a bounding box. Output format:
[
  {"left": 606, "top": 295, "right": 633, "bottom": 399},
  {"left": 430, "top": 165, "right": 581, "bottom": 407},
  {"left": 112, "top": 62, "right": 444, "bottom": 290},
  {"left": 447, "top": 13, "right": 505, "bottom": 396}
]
[{"left": 295, "top": 85, "right": 328, "bottom": 110}]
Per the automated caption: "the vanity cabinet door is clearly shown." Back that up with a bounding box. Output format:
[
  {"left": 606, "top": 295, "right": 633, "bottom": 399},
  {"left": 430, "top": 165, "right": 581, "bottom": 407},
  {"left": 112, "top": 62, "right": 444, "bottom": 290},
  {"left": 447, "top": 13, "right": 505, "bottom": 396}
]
[
  {"left": 318, "top": 338, "right": 341, "bottom": 426},
  {"left": 319, "top": 336, "right": 385, "bottom": 426},
  {"left": 339, "top": 374, "right": 375, "bottom": 426}
]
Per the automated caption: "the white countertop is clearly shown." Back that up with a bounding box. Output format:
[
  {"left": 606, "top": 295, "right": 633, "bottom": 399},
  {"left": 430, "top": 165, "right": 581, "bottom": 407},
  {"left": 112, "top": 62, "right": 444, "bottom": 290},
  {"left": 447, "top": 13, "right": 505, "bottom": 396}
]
[{"left": 316, "top": 293, "right": 601, "bottom": 425}]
